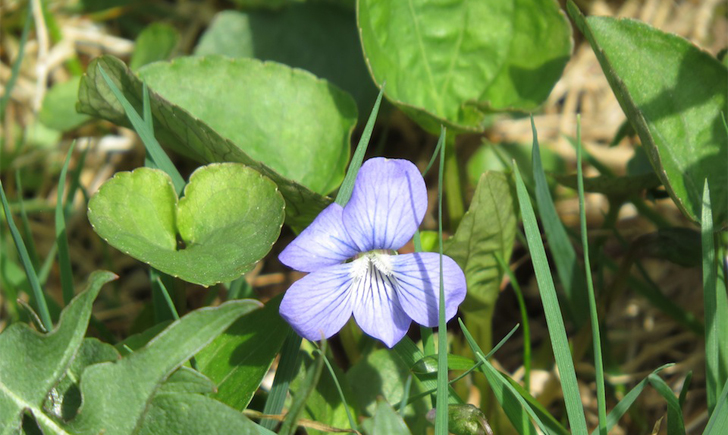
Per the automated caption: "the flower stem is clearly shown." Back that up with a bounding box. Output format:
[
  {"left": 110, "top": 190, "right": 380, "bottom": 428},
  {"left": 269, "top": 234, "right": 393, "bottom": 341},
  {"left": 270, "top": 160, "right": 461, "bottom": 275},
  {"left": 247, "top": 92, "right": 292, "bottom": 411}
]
[{"left": 444, "top": 134, "right": 464, "bottom": 230}]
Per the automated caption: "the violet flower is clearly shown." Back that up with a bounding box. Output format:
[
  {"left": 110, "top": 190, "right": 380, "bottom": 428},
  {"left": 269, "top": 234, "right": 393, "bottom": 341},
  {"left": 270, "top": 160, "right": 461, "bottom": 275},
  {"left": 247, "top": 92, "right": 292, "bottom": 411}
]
[{"left": 279, "top": 158, "right": 467, "bottom": 347}]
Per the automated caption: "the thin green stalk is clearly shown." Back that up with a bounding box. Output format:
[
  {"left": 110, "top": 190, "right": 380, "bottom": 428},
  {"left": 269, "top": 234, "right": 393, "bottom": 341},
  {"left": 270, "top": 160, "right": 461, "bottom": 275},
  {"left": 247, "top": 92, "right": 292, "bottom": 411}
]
[
  {"left": 56, "top": 143, "right": 76, "bottom": 305},
  {"left": 317, "top": 346, "right": 358, "bottom": 432},
  {"left": 443, "top": 134, "right": 464, "bottom": 229},
  {"left": 576, "top": 118, "right": 607, "bottom": 435},
  {"left": 14, "top": 171, "right": 40, "bottom": 269},
  {"left": 435, "top": 126, "right": 449, "bottom": 435},
  {"left": 0, "top": 182, "right": 52, "bottom": 331},
  {"left": 399, "top": 375, "right": 413, "bottom": 416},
  {"left": 279, "top": 341, "right": 327, "bottom": 435},
  {"left": 495, "top": 253, "right": 530, "bottom": 391},
  {"left": 0, "top": 1, "right": 34, "bottom": 120},
  {"left": 261, "top": 331, "right": 302, "bottom": 430},
  {"left": 701, "top": 180, "right": 719, "bottom": 413}
]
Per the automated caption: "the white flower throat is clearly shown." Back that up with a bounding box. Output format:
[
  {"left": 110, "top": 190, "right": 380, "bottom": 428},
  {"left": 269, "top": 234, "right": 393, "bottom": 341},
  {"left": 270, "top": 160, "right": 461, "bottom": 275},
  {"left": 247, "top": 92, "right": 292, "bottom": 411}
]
[{"left": 349, "top": 250, "right": 395, "bottom": 280}]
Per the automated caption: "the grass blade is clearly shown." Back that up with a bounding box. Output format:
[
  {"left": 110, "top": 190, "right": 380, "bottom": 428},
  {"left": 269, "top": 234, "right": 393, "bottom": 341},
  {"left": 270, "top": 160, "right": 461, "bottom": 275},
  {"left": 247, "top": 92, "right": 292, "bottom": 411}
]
[
  {"left": 96, "top": 64, "right": 185, "bottom": 195},
  {"left": 336, "top": 85, "right": 385, "bottom": 207},
  {"left": 495, "top": 253, "right": 531, "bottom": 391},
  {"left": 435, "top": 126, "right": 449, "bottom": 435},
  {"left": 0, "top": 182, "right": 52, "bottom": 331},
  {"left": 513, "top": 161, "right": 588, "bottom": 434},
  {"left": 459, "top": 319, "right": 543, "bottom": 435},
  {"left": 575, "top": 118, "right": 607, "bottom": 434},
  {"left": 648, "top": 374, "right": 686, "bottom": 435},
  {"left": 14, "top": 171, "right": 40, "bottom": 270},
  {"left": 279, "top": 341, "right": 327, "bottom": 435},
  {"left": 704, "top": 377, "right": 728, "bottom": 435},
  {"left": 317, "top": 346, "right": 358, "bottom": 432},
  {"left": 0, "top": 0, "right": 33, "bottom": 120},
  {"left": 701, "top": 179, "right": 720, "bottom": 413},
  {"left": 261, "top": 330, "right": 301, "bottom": 430},
  {"left": 56, "top": 143, "right": 76, "bottom": 305},
  {"left": 531, "top": 119, "right": 588, "bottom": 327}
]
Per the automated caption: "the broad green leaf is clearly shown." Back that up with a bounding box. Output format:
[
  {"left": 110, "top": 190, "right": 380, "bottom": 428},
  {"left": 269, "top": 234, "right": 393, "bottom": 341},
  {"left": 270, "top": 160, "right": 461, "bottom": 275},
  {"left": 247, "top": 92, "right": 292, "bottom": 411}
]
[
  {"left": 138, "top": 393, "right": 263, "bottom": 435},
  {"left": 444, "top": 171, "right": 517, "bottom": 311},
  {"left": 568, "top": 2, "right": 728, "bottom": 226},
  {"left": 347, "top": 349, "right": 429, "bottom": 435},
  {"left": 130, "top": 23, "right": 179, "bottom": 71},
  {"left": 87, "top": 164, "right": 284, "bottom": 286},
  {"left": 77, "top": 55, "right": 332, "bottom": 229},
  {"left": 39, "top": 77, "right": 91, "bottom": 131},
  {"left": 0, "top": 271, "right": 116, "bottom": 434},
  {"left": 194, "top": 4, "right": 377, "bottom": 116},
  {"left": 137, "top": 56, "right": 356, "bottom": 196},
  {"left": 157, "top": 367, "right": 216, "bottom": 395},
  {"left": 196, "top": 295, "right": 289, "bottom": 410},
  {"left": 371, "top": 400, "right": 412, "bottom": 435},
  {"left": 45, "top": 338, "right": 120, "bottom": 421},
  {"left": 358, "top": 0, "right": 572, "bottom": 133},
  {"left": 66, "top": 299, "right": 261, "bottom": 434}
]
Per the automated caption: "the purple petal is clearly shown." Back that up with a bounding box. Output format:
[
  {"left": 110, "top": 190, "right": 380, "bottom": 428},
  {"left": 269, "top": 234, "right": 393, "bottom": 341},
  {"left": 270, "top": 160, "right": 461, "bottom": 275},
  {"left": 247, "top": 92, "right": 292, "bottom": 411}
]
[
  {"left": 390, "top": 253, "right": 466, "bottom": 327},
  {"left": 279, "top": 204, "right": 359, "bottom": 272},
  {"left": 279, "top": 263, "right": 355, "bottom": 342},
  {"left": 351, "top": 257, "right": 412, "bottom": 347},
  {"left": 343, "top": 158, "right": 427, "bottom": 251}
]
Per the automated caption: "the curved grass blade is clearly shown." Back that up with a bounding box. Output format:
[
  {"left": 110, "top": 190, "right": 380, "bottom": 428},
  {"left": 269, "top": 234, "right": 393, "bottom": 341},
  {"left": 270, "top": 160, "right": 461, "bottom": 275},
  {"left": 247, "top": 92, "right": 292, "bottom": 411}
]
[
  {"left": 56, "top": 143, "right": 76, "bottom": 305},
  {"left": 96, "top": 64, "right": 185, "bottom": 195},
  {"left": 576, "top": 118, "right": 607, "bottom": 434},
  {"left": 1, "top": 182, "right": 52, "bottom": 331},
  {"left": 531, "top": 119, "right": 588, "bottom": 327},
  {"left": 514, "top": 160, "right": 588, "bottom": 434}
]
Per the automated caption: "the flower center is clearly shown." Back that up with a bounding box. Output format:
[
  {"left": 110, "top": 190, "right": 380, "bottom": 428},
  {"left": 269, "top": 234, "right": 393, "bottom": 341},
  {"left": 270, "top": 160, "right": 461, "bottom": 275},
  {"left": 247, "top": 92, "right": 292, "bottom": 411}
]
[{"left": 349, "top": 251, "right": 394, "bottom": 280}]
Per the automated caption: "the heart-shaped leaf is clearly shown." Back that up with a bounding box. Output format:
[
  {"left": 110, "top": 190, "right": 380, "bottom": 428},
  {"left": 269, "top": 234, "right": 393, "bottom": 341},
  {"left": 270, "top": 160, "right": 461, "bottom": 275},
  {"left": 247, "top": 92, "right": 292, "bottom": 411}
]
[
  {"left": 77, "top": 55, "right": 333, "bottom": 230},
  {"left": 358, "top": 0, "right": 572, "bottom": 133},
  {"left": 87, "top": 163, "right": 284, "bottom": 286},
  {"left": 568, "top": 2, "right": 728, "bottom": 226}
]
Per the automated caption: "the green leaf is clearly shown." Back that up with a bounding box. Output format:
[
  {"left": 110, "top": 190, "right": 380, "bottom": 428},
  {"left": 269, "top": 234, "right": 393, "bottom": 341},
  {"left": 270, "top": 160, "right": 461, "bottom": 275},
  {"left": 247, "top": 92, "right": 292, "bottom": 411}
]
[
  {"left": 196, "top": 295, "right": 289, "bottom": 410},
  {"left": 371, "top": 400, "right": 412, "bottom": 435},
  {"left": 347, "top": 349, "right": 429, "bottom": 434},
  {"left": 66, "top": 299, "right": 261, "bottom": 434},
  {"left": 194, "top": 4, "right": 377, "bottom": 116},
  {"left": 87, "top": 164, "right": 284, "bottom": 286},
  {"left": 137, "top": 56, "right": 355, "bottom": 196},
  {"left": 358, "top": 0, "right": 572, "bottom": 133},
  {"left": 137, "top": 393, "right": 264, "bottom": 435},
  {"left": 157, "top": 367, "right": 216, "bottom": 395},
  {"left": 130, "top": 23, "right": 179, "bottom": 71},
  {"left": 77, "top": 55, "right": 333, "bottom": 229},
  {"left": 513, "top": 163, "right": 588, "bottom": 434},
  {"left": 445, "top": 171, "right": 517, "bottom": 311},
  {"left": 38, "top": 77, "right": 91, "bottom": 131},
  {"left": 45, "top": 338, "right": 120, "bottom": 421},
  {"left": 0, "top": 271, "right": 116, "bottom": 433},
  {"left": 568, "top": 2, "right": 728, "bottom": 226}
]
